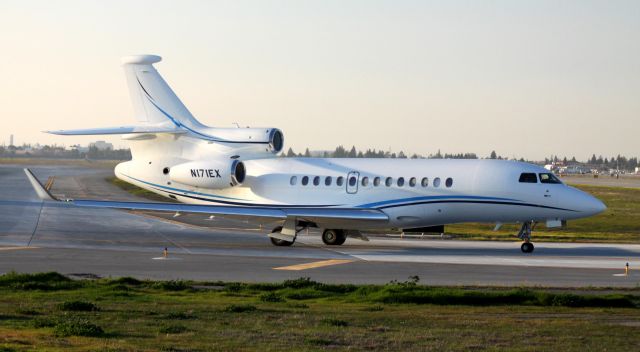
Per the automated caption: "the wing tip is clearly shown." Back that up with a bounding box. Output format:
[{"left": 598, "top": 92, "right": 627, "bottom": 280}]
[{"left": 23, "top": 168, "right": 57, "bottom": 201}]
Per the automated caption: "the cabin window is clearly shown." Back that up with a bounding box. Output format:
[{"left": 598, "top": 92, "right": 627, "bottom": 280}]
[
  {"left": 409, "top": 177, "right": 416, "bottom": 187},
  {"left": 397, "top": 177, "right": 405, "bottom": 187},
  {"left": 362, "top": 176, "right": 369, "bottom": 187},
  {"left": 519, "top": 173, "right": 538, "bottom": 183},
  {"left": 301, "top": 176, "right": 309, "bottom": 186},
  {"left": 337, "top": 176, "right": 344, "bottom": 186},
  {"left": 433, "top": 177, "right": 441, "bottom": 187},
  {"left": 421, "top": 177, "right": 429, "bottom": 187},
  {"left": 325, "top": 176, "right": 332, "bottom": 186},
  {"left": 349, "top": 176, "right": 357, "bottom": 187},
  {"left": 539, "top": 173, "right": 562, "bottom": 184},
  {"left": 313, "top": 176, "right": 320, "bottom": 186},
  {"left": 290, "top": 176, "right": 297, "bottom": 185},
  {"left": 445, "top": 177, "right": 453, "bottom": 188},
  {"left": 385, "top": 177, "right": 393, "bottom": 187},
  {"left": 373, "top": 177, "right": 381, "bottom": 186}
]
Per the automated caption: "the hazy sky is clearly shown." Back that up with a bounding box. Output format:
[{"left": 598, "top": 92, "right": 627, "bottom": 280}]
[{"left": 1, "top": 0, "right": 638, "bottom": 160}]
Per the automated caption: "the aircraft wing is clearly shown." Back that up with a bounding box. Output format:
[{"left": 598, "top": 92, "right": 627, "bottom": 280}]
[{"left": 24, "top": 169, "right": 388, "bottom": 228}]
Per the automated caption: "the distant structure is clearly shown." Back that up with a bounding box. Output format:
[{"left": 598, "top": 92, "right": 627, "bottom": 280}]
[
  {"left": 90, "top": 140, "right": 113, "bottom": 151},
  {"left": 9, "top": 134, "right": 14, "bottom": 147}
]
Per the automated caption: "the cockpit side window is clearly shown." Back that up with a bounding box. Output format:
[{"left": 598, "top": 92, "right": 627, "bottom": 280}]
[
  {"left": 539, "top": 173, "right": 562, "bottom": 184},
  {"left": 519, "top": 173, "right": 538, "bottom": 183}
]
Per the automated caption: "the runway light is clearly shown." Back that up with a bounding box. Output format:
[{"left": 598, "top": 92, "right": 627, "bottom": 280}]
[
  {"left": 625, "top": 262, "right": 629, "bottom": 276},
  {"left": 163, "top": 247, "right": 168, "bottom": 258}
]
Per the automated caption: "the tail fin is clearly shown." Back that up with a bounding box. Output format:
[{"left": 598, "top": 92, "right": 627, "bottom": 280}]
[{"left": 121, "top": 55, "right": 205, "bottom": 129}]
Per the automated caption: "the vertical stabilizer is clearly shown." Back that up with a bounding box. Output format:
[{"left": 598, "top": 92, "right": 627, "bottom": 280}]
[{"left": 121, "top": 55, "right": 205, "bottom": 129}]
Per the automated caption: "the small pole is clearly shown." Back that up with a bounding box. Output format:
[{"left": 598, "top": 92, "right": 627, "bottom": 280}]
[
  {"left": 163, "top": 247, "right": 168, "bottom": 258},
  {"left": 625, "top": 262, "right": 629, "bottom": 276}
]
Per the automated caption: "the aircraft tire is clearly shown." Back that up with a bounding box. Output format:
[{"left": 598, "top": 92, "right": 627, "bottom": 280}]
[
  {"left": 520, "top": 242, "right": 534, "bottom": 253},
  {"left": 322, "top": 229, "right": 346, "bottom": 246},
  {"left": 270, "top": 226, "right": 294, "bottom": 246}
]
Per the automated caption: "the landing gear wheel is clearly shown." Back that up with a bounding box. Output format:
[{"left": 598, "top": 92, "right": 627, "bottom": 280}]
[
  {"left": 269, "top": 226, "right": 294, "bottom": 247},
  {"left": 322, "top": 229, "right": 346, "bottom": 246},
  {"left": 521, "top": 242, "right": 534, "bottom": 253}
]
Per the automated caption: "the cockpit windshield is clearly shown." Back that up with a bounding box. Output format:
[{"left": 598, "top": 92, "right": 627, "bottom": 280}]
[
  {"left": 519, "top": 173, "right": 538, "bottom": 183},
  {"left": 539, "top": 173, "right": 562, "bottom": 184}
]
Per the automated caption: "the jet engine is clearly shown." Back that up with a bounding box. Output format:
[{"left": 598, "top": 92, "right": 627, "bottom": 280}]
[{"left": 169, "top": 159, "right": 246, "bottom": 189}]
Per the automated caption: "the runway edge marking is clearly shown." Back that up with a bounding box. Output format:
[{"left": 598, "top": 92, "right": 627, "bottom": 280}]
[
  {"left": 0, "top": 246, "right": 39, "bottom": 251},
  {"left": 273, "top": 259, "right": 355, "bottom": 271}
]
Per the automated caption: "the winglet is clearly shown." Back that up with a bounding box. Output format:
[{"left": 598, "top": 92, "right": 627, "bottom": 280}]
[{"left": 24, "top": 169, "right": 58, "bottom": 201}]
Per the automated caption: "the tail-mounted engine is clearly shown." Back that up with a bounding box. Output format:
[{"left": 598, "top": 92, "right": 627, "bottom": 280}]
[{"left": 169, "top": 159, "right": 246, "bottom": 189}]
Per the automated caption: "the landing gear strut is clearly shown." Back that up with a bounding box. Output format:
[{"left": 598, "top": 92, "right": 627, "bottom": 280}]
[
  {"left": 269, "top": 226, "right": 294, "bottom": 246},
  {"left": 322, "top": 229, "right": 347, "bottom": 245},
  {"left": 517, "top": 221, "right": 535, "bottom": 253}
]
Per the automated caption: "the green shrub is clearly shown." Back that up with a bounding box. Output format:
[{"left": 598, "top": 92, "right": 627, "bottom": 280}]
[
  {"left": 57, "top": 300, "right": 100, "bottom": 312},
  {"left": 149, "top": 280, "right": 190, "bottom": 291},
  {"left": 282, "top": 277, "right": 316, "bottom": 289},
  {"left": 53, "top": 318, "right": 104, "bottom": 337},
  {"left": 0, "top": 272, "right": 78, "bottom": 291},
  {"left": 260, "top": 292, "right": 285, "bottom": 303},
  {"left": 223, "top": 304, "right": 257, "bottom": 313},
  {"left": 109, "top": 277, "right": 142, "bottom": 286}
]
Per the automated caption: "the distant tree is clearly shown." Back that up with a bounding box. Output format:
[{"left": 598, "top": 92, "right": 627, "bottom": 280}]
[
  {"left": 357, "top": 151, "right": 364, "bottom": 158},
  {"left": 304, "top": 148, "right": 311, "bottom": 157},
  {"left": 286, "top": 147, "right": 296, "bottom": 157},
  {"left": 334, "top": 145, "right": 347, "bottom": 158},
  {"left": 348, "top": 146, "right": 357, "bottom": 158},
  {"left": 398, "top": 151, "right": 407, "bottom": 159},
  {"left": 590, "top": 154, "right": 597, "bottom": 164},
  {"left": 490, "top": 150, "right": 497, "bottom": 159}
]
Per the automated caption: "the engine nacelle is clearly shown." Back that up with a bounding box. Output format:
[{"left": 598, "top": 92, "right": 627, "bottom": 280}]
[{"left": 169, "top": 159, "right": 246, "bottom": 189}]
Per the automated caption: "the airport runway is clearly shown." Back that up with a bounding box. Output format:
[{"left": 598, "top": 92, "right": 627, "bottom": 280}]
[{"left": 1, "top": 164, "right": 639, "bottom": 287}]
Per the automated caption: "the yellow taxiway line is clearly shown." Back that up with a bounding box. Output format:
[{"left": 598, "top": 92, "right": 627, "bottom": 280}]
[
  {"left": 273, "top": 259, "right": 354, "bottom": 271},
  {"left": 0, "top": 246, "right": 39, "bottom": 251}
]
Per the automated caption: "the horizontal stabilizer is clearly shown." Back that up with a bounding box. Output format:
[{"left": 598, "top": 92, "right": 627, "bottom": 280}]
[{"left": 46, "top": 125, "right": 186, "bottom": 136}]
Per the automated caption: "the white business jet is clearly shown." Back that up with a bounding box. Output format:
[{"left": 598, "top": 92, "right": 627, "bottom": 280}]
[{"left": 25, "top": 55, "right": 606, "bottom": 253}]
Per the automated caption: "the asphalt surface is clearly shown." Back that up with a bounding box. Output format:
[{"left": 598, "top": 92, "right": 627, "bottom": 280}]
[{"left": 1, "top": 163, "right": 639, "bottom": 287}]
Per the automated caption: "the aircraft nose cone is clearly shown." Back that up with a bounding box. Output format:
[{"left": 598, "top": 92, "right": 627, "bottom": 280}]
[{"left": 583, "top": 194, "right": 607, "bottom": 216}]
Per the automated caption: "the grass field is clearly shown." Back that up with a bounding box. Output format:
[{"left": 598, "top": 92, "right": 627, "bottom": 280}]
[{"left": 0, "top": 272, "right": 639, "bottom": 351}]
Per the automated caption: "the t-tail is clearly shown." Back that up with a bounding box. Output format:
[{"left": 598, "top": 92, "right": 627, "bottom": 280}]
[{"left": 45, "top": 54, "right": 284, "bottom": 154}]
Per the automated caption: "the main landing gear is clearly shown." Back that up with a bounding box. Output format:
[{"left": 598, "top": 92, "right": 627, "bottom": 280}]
[
  {"left": 321, "top": 229, "right": 347, "bottom": 246},
  {"left": 517, "top": 221, "right": 535, "bottom": 253},
  {"left": 269, "top": 226, "right": 294, "bottom": 246}
]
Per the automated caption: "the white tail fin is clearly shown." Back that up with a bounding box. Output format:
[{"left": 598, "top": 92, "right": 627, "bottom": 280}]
[{"left": 121, "top": 55, "right": 206, "bottom": 129}]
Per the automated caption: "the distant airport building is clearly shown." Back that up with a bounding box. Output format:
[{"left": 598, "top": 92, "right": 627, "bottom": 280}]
[{"left": 90, "top": 140, "right": 113, "bottom": 151}]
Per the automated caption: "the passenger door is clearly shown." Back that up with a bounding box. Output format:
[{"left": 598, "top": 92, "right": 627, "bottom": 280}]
[{"left": 346, "top": 171, "right": 359, "bottom": 194}]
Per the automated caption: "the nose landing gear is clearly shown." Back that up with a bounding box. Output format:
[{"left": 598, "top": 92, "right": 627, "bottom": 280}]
[{"left": 517, "top": 221, "right": 535, "bottom": 253}]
